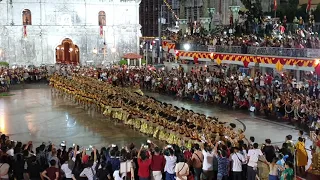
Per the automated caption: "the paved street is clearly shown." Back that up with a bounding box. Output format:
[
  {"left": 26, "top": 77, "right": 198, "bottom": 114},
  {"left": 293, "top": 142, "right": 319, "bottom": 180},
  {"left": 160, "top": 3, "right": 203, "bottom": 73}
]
[{"left": 0, "top": 85, "right": 311, "bottom": 150}]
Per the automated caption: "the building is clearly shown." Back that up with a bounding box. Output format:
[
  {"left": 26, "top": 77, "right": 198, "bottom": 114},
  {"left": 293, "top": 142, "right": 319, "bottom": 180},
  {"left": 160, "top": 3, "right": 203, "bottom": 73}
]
[
  {"left": 139, "top": 0, "right": 178, "bottom": 37},
  {"left": 0, "top": 0, "right": 141, "bottom": 66},
  {"left": 299, "top": 0, "right": 320, "bottom": 8}
]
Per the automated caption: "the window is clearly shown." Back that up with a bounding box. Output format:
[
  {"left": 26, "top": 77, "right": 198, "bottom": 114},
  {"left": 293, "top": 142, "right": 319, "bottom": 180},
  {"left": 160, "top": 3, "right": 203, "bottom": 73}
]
[
  {"left": 98, "top": 11, "right": 106, "bottom": 26},
  {"left": 22, "top": 9, "right": 32, "bottom": 25}
]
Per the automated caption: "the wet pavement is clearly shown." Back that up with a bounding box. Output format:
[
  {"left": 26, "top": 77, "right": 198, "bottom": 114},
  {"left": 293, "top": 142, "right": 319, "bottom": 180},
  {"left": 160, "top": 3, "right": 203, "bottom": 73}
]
[{"left": 0, "top": 85, "right": 311, "bottom": 150}]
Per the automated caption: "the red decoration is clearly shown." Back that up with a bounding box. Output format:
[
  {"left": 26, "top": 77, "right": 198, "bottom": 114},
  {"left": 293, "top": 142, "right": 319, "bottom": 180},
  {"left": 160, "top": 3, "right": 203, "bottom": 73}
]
[
  {"left": 243, "top": 60, "right": 249, "bottom": 68},
  {"left": 100, "top": 26, "right": 103, "bottom": 37},
  {"left": 194, "top": 57, "right": 198, "bottom": 64},
  {"left": 23, "top": 25, "right": 27, "bottom": 37},
  {"left": 315, "top": 64, "right": 320, "bottom": 76}
]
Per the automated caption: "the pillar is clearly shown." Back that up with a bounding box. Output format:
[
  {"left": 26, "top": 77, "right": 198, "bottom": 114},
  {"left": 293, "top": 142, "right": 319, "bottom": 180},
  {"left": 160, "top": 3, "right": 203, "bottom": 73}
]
[
  {"left": 202, "top": 0, "right": 209, "bottom": 17},
  {"left": 207, "top": 8, "right": 215, "bottom": 30},
  {"left": 229, "top": 6, "right": 240, "bottom": 26},
  {"left": 199, "top": 17, "right": 211, "bottom": 31},
  {"left": 296, "top": 70, "right": 301, "bottom": 81},
  {"left": 178, "top": 19, "right": 188, "bottom": 34},
  {"left": 139, "top": 58, "right": 141, "bottom": 67},
  {"left": 127, "top": 58, "right": 130, "bottom": 66}
]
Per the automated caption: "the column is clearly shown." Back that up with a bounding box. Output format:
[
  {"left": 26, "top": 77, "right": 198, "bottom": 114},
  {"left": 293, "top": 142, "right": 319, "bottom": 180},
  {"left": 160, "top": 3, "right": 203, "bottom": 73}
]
[
  {"left": 229, "top": 6, "right": 240, "bottom": 26},
  {"left": 296, "top": 70, "right": 301, "bottom": 81},
  {"left": 202, "top": 0, "right": 209, "bottom": 17},
  {"left": 178, "top": 19, "right": 188, "bottom": 34},
  {"left": 199, "top": 17, "right": 211, "bottom": 31},
  {"left": 207, "top": 8, "right": 215, "bottom": 30},
  {"left": 127, "top": 58, "right": 130, "bottom": 66},
  {"left": 139, "top": 58, "right": 141, "bottom": 67}
]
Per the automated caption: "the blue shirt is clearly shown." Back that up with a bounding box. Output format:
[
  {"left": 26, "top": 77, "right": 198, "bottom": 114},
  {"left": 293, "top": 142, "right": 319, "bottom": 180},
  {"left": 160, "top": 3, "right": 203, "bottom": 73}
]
[{"left": 217, "top": 156, "right": 229, "bottom": 176}]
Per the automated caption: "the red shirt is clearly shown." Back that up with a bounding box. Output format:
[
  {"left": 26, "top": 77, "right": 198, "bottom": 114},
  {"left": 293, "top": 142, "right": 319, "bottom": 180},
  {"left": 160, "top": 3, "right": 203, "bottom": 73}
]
[
  {"left": 46, "top": 167, "right": 59, "bottom": 180},
  {"left": 151, "top": 154, "right": 165, "bottom": 172},
  {"left": 138, "top": 158, "right": 152, "bottom": 178}
]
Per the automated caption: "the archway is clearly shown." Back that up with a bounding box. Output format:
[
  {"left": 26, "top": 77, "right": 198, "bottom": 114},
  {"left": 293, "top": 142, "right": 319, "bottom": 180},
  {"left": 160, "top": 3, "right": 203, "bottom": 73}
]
[{"left": 55, "top": 38, "right": 79, "bottom": 65}]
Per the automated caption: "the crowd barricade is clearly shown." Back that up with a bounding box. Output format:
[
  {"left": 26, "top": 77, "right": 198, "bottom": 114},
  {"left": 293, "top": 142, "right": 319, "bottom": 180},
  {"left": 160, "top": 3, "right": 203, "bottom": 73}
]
[{"left": 247, "top": 46, "right": 308, "bottom": 57}]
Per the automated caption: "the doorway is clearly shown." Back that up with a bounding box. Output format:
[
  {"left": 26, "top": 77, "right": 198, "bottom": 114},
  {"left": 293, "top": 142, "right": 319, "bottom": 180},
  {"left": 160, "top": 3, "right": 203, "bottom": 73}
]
[{"left": 55, "top": 38, "right": 79, "bottom": 65}]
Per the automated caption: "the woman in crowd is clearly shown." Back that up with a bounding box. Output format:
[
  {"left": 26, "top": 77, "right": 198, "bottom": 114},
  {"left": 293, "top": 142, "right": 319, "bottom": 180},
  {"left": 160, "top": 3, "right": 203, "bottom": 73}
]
[
  {"left": 280, "top": 162, "right": 294, "bottom": 180},
  {"left": 175, "top": 154, "right": 189, "bottom": 180},
  {"left": 295, "top": 137, "right": 308, "bottom": 176},
  {"left": 137, "top": 146, "right": 152, "bottom": 180}
]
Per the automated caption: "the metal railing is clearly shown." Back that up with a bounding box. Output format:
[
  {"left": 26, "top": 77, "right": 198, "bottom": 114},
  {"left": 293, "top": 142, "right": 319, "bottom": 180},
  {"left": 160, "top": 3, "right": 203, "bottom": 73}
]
[
  {"left": 215, "top": 45, "right": 242, "bottom": 54},
  {"left": 247, "top": 46, "right": 308, "bottom": 57},
  {"left": 175, "top": 43, "right": 318, "bottom": 58}
]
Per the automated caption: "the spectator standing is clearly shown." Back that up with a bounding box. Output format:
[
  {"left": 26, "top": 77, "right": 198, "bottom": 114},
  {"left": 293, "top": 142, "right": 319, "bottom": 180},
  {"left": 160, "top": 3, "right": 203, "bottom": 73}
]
[
  {"left": 164, "top": 148, "right": 177, "bottom": 180},
  {"left": 137, "top": 146, "right": 152, "bottom": 180},
  {"left": 191, "top": 144, "right": 203, "bottom": 180},
  {"left": 247, "top": 143, "right": 264, "bottom": 180},
  {"left": 175, "top": 155, "right": 189, "bottom": 180},
  {"left": 79, "top": 147, "right": 98, "bottom": 180},
  {"left": 262, "top": 139, "right": 276, "bottom": 163},
  {"left": 42, "top": 159, "right": 59, "bottom": 180},
  {"left": 151, "top": 147, "right": 165, "bottom": 180},
  {"left": 230, "top": 147, "right": 245, "bottom": 180},
  {"left": 202, "top": 144, "right": 215, "bottom": 180}
]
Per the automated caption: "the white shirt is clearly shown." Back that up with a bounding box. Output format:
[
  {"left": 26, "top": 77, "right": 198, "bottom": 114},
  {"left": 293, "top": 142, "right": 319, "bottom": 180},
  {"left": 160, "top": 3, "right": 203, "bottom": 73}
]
[
  {"left": 175, "top": 162, "right": 189, "bottom": 180},
  {"left": 202, "top": 150, "right": 214, "bottom": 171},
  {"left": 164, "top": 155, "right": 177, "bottom": 174},
  {"left": 247, "top": 149, "right": 263, "bottom": 168},
  {"left": 120, "top": 160, "right": 132, "bottom": 174},
  {"left": 6, "top": 149, "right": 14, "bottom": 156},
  {"left": 231, "top": 153, "right": 245, "bottom": 172},
  {"left": 113, "top": 170, "right": 125, "bottom": 180},
  {"left": 80, "top": 162, "right": 98, "bottom": 180},
  {"left": 61, "top": 163, "right": 73, "bottom": 178}
]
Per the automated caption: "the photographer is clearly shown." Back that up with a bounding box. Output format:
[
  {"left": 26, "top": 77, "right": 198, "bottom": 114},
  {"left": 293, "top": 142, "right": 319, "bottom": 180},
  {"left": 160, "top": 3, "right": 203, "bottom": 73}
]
[{"left": 137, "top": 144, "right": 152, "bottom": 180}]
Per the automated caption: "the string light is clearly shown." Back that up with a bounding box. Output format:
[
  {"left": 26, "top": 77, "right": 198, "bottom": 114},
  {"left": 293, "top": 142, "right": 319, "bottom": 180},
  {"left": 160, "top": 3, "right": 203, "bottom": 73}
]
[{"left": 163, "top": 0, "right": 179, "bottom": 20}]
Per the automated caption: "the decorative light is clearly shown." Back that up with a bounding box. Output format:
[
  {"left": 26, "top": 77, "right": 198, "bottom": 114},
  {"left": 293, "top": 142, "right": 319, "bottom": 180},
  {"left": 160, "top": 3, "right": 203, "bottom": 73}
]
[
  {"left": 56, "top": 47, "right": 60, "bottom": 50},
  {"left": 92, "top": 48, "right": 98, "bottom": 54},
  {"left": 69, "top": 48, "right": 73, "bottom": 52},
  {"left": 163, "top": 0, "right": 179, "bottom": 20},
  {"left": 315, "top": 59, "right": 320, "bottom": 65},
  {"left": 183, "top": 44, "right": 190, "bottom": 51},
  {"left": 111, "top": 47, "right": 116, "bottom": 53}
]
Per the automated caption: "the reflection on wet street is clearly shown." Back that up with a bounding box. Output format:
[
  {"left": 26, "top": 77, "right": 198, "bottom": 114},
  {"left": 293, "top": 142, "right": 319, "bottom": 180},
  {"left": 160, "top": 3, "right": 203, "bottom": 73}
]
[
  {"left": 0, "top": 85, "right": 310, "bottom": 149},
  {"left": 0, "top": 85, "right": 161, "bottom": 148}
]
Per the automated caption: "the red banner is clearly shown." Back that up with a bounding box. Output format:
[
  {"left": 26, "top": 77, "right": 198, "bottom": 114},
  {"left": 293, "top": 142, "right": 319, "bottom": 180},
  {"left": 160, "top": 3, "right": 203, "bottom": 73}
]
[
  {"left": 274, "top": 0, "right": 277, "bottom": 11},
  {"left": 100, "top": 26, "right": 103, "bottom": 37},
  {"left": 307, "top": 0, "right": 312, "bottom": 12},
  {"left": 23, "top": 25, "right": 27, "bottom": 37}
]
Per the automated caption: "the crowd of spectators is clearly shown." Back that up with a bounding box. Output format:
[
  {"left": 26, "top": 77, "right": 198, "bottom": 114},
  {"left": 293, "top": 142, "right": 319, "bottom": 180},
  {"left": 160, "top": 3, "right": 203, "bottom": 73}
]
[
  {"left": 0, "top": 66, "right": 50, "bottom": 92},
  {"left": 0, "top": 64, "right": 319, "bottom": 180},
  {"left": 163, "top": 15, "right": 320, "bottom": 53},
  {"left": 95, "top": 66, "right": 320, "bottom": 133},
  {"left": 1, "top": 127, "right": 316, "bottom": 180}
]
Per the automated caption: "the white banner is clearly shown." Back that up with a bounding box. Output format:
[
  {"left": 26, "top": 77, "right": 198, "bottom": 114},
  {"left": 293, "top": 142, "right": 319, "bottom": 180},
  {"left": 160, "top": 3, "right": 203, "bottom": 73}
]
[
  {"left": 208, "top": 45, "right": 216, "bottom": 52},
  {"left": 306, "top": 49, "right": 320, "bottom": 58}
]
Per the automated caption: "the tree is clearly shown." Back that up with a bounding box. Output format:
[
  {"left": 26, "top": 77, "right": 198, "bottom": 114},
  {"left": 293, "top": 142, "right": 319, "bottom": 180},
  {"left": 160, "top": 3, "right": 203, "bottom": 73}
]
[
  {"left": 240, "top": 0, "right": 263, "bottom": 21},
  {"left": 312, "top": 4, "right": 320, "bottom": 22}
]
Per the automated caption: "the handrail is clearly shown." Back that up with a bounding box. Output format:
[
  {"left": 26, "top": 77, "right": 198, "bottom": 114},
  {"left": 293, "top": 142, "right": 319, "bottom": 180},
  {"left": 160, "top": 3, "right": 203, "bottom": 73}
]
[{"left": 173, "top": 43, "right": 319, "bottom": 58}]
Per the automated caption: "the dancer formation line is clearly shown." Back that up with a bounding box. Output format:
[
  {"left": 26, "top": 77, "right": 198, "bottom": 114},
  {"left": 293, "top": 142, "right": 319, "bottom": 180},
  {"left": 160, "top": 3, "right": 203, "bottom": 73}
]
[{"left": 50, "top": 74, "right": 246, "bottom": 148}]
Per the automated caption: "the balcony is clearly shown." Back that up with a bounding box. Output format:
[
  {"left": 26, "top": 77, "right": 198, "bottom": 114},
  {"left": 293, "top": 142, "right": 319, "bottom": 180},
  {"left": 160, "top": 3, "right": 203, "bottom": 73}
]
[{"left": 175, "top": 43, "right": 319, "bottom": 58}]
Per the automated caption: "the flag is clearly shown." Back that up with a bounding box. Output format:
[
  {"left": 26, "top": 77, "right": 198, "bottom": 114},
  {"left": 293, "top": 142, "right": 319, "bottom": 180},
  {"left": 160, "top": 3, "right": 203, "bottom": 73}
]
[
  {"left": 306, "top": 0, "right": 312, "bottom": 12},
  {"left": 274, "top": 0, "right": 277, "bottom": 11}
]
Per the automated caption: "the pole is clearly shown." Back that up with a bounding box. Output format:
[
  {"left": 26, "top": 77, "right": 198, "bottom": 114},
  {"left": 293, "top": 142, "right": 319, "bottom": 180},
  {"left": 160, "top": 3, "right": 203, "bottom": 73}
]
[
  {"left": 158, "top": 4, "right": 163, "bottom": 64},
  {"left": 103, "top": 30, "right": 106, "bottom": 64}
]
